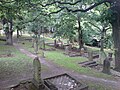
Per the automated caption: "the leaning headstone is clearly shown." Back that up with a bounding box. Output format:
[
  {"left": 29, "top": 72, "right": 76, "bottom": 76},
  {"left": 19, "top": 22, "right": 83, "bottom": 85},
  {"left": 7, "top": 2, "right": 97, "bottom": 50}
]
[
  {"left": 102, "top": 57, "right": 112, "bottom": 74},
  {"left": 33, "top": 57, "right": 43, "bottom": 89},
  {"left": 88, "top": 51, "right": 93, "bottom": 61}
]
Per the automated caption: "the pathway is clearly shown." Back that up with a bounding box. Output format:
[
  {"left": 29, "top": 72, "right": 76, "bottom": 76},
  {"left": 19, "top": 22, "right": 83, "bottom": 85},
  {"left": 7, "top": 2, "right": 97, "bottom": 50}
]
[{"left": 13, "top": 43, "right": 120, "bottom": 90}]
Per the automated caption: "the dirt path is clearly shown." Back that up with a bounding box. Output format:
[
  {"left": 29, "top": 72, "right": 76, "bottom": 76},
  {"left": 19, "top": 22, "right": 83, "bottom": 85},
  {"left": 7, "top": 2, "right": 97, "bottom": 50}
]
[{"left": 13, "top": 43, "right": 120, "bottom": 90}]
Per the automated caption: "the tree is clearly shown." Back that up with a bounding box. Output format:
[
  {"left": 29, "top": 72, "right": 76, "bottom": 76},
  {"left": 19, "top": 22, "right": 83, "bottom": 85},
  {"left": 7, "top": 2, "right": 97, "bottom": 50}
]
[
  {"left": 0, "top": 0, "right": 28, "bottom": 45},
  {"left": 35, "top": 0, "right": 120, "bottom": 71}
]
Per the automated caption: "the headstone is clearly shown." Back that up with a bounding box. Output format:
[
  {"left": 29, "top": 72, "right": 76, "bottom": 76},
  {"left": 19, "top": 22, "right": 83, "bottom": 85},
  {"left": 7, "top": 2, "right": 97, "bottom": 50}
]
[
  {"left": 33, "top": 57, "right": 43, "bottom": 89},
  {"left": 54, "top": 39, "right": 57, "bottom": 48},
  {"left": 65, "top": 46, "right": 70, "bottom": 55},
  {"left": 88, "top": 51, "right": 93, "bottom": 61},
  {"left": 80, "top": 48, "right": 85, "bottom": 55},
  {"left": 102, "top": 54, "right": 112, "bottom": 74},
  {"left": 69, "top": 44, "right": 72, "bottom": 51}
]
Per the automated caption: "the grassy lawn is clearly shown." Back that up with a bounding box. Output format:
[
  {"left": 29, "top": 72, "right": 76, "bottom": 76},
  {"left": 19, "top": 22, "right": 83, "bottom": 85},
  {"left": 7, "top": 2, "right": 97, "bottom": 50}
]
[
  {"left": 18, "top": 38, "right": 116, "bottom": 90},
  {"left": 0, "top": 41, "right": 32, "bottom": 80},
  {"left": 44, "top": 50, "right": 114, "bottom": 79},
  {"left": 0, "top": 40, "right": 47, "bottom": 81},
  {"left": 18, "top": 37, "right": 116, "bottom": 80}
]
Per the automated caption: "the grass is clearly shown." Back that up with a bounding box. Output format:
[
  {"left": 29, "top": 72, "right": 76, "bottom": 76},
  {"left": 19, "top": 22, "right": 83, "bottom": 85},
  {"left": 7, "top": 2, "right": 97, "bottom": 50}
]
[
  {"left": 18, "top": 37, "right": 116, "bottom": 80},
  {"left": 87, "top": 82, "right": 113, "bottom": 90},
  {"left": 0, "top": 40, "right": 48, "bottom": 81},
  {"left": 44, "top": 50, "right": 115, "bottom": 79},
  {"left": 0, "top": 43, "right": 33, "bottom": 80}
]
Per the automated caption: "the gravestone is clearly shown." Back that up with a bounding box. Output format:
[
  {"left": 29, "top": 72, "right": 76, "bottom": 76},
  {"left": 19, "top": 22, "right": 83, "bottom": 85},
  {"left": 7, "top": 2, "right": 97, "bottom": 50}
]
[
  {"left": 54, "top": 39, "right": 57, "bottom": 48},
  {"left": 10, "top": 57, "right": 49, "bottom": 90},
  {"left": 44, "top": 73, "right": 88, "bottom": 90},
  {"left": 65, "top": 46, "right": 70, "bottom": 55},
  {"left": 102, "top": 54, "right": 112, "bottom": 74},
  {"left": 33, "top": 57, "right": 43, "bottom": 89},
  {"left": 88, "top": 51, "right": 93, "bottom": 61},
  {"left": 80, "top": 48, "right": 85, "bottom": 55}
]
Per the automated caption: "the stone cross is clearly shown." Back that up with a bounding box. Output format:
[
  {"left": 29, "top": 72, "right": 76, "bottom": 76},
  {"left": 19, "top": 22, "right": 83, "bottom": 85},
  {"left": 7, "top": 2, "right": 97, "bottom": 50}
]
[{"left": 33, "top": 57, "right": 43, "bottom": 89}]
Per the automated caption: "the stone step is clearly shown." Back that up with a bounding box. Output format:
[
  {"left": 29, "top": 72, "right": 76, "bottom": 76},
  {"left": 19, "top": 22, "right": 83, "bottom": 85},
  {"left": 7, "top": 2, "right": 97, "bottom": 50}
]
[{"left": 82, "top": 61, "right": 96, "bottom": 66}]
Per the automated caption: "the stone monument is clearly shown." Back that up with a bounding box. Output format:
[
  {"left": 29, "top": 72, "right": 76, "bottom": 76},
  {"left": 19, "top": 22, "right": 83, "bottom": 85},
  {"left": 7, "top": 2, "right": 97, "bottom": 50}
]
[
  {"left": 88, "top": 51, "right": 93, "bottom": 61},
  {"left": 33, "top": 57, "right": 44, "bottom": 89},
  {"left": 102, "top": 53, "right": 113, "bottom": 74},
  {"left": 65, "top": 46, "right": 70, "bottom": 55}
]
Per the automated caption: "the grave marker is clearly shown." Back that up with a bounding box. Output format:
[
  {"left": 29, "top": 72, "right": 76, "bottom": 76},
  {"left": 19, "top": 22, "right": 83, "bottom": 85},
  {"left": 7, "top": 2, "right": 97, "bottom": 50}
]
[
  {"left": 88, "top": 51, "right": 93, "bottom": 61},
  {"left": 33, "top": 57, "right": 43, "bottom": 89},
  {"left": 102, "top": 54, "right": 112, "bottom": 74}
]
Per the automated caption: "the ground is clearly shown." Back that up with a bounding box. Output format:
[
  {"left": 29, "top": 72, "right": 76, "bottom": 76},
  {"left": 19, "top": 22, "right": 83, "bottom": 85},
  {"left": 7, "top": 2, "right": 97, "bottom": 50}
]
[{"left": 0, "top": 36, "right": 120, "bottom": 90}]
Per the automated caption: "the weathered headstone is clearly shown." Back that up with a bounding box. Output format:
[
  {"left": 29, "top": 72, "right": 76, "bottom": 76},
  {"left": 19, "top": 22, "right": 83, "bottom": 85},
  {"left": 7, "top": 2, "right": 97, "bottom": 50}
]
[
  {"left": 102, "top": 54, "right": 112, "bottom": 74},
  {"left": 80, "top": 48, "right": 85, "bottom": 55},
  {"left": 65, "top": 46, "right": 70, "bottom": 55},
  {"left": 88, "top": 51, "right": 93, "bottom": 61},
  {"left": 54, "top": 39, "right": 57, "bottom": 48},
  {"left": 69, "top": 44, "right": 72, "bottom": 51},
  {"left": 33, "top": 57, "right": 43, "bottom": 89}
]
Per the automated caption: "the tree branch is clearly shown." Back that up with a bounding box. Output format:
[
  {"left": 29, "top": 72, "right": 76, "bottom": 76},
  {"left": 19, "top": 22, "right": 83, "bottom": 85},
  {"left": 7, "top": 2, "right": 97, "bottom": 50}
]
[
  {"left": 20, "top": 8, "right": 64, "bottom": 24},
  {"left": 89, "top": 22, "right": 102, "bottom": 32},
  {"left": 29, "top": 0, "right": 82, "bottom": 7},
  {"left": 58, "top": 0, "right": 110, "bottom": 12}
]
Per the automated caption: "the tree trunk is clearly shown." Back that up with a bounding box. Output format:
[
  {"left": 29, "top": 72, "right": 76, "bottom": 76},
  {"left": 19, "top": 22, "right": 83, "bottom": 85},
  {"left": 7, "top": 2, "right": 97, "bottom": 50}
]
[
  {"left": 110, "top": 1, "right": 120, "bottom": 71},
  {"left": 17, "top": 29, "right": 20, "bottom": 38},
  {"left": 112, "top": 20, "right": 120, "bottom": 71},
  {"left": 34, "top": 37, "right": 38, "bottom": 54},
  {"left": 5, "top": 20, "right": 13, "bottom": 45},
  {"left": 100, "top": 28, "right": 105, "bottom": 51},
  {"left": 77, "top": 16, "right": 83, "bottom": 50},
  {"left": 6, "top": 31, "right": 13, "bottom": 45}
]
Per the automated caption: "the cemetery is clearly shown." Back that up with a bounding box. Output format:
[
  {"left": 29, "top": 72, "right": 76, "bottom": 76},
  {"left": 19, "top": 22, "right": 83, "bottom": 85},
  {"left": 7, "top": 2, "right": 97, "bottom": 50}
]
[{"left": 1, "top": 0, "right": 120, "bottom": 90}]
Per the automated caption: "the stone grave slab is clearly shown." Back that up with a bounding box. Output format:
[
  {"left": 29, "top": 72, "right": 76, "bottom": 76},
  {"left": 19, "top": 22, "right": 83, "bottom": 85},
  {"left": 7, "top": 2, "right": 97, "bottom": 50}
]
[
  {"left": 78, "top": 61, "right": 99, "bottom": 68},
  {"left": 44, "top": 73, "right": 88, "bottom": 90}
]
